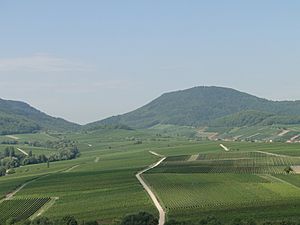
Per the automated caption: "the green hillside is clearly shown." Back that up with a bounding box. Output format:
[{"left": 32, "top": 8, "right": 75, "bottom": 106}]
[
  {"left": 0, "top": 98, "right": 80, "bottom": 134},
  {"left": 87, "top": 86, "right": 300, "bottom": 129}
]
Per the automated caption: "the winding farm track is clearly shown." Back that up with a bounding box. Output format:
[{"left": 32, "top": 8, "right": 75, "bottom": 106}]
[{"left": 136, "top": 151, "right": 166, "bottom": 225}]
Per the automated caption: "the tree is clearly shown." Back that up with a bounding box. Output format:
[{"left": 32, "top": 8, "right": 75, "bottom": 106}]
[{"left": 284, "top": 166, "right": 293, "bottom": 174}]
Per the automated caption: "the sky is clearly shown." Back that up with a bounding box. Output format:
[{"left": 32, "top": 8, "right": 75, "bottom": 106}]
[{"left": 0, "top": 1, "right": 300, "bottom": 124}]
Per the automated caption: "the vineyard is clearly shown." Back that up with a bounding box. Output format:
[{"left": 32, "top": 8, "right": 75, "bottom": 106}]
[
  {"left": 143, "top": 172, "right": 300, "bottom": 211},
  {"left": 1, "top": 130, "right": 300, "bottom": 224},
  {"left": 150, "top": 151, "right": 300, "bottom": 174},
  {"left": 0, "top": 197, "right": 50, "bottom": 224}
]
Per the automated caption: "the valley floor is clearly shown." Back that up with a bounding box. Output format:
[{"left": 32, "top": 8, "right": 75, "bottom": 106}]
[{"left": 0, "top": 130, "right": 300, "bottom": 224}]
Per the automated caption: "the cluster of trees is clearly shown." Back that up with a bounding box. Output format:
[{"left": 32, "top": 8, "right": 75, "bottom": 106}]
[
  {"left": 0, "top": 145, "right": 80, "bottom": 177},
  {"left": 25, "top": 139, "right": 78, "bottom": 149}
]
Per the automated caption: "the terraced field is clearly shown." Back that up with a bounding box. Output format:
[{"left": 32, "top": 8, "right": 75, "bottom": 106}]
[{"left": 0, "top": 198, "right": 50, "bottom": 223}]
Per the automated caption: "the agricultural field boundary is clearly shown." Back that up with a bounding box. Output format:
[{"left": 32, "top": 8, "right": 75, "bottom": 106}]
[
  {"left": 278, "top": 130, "right": 290, "bottom": 137},
  {"left": 136, "top": 151, "right": 166, "bottom": 225},
  {"left": 246, "top": 133, "right": 260, "bottom": 139},
  {"left": 30, "top": 197, "right": 59, "bottom": 220}
]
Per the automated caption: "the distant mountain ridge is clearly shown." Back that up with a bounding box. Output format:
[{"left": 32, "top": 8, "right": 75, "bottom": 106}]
[
  {"left": 87, "top": 86, "right": 300, "bottom": 129},
  {"left": 0, "top": 98, "right": 80, "bottom": 134}
]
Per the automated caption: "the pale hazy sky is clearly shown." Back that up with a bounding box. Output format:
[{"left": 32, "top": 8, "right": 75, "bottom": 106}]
[{"left": 1, "top": 1, "right": 300, "bottom": 124}]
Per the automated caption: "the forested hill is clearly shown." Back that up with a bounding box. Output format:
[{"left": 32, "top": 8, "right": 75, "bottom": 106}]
[
  {"left": 0, "top": 98, "right": 80, "bottom": 134},
  {"left": 88, "top": 86, "right": 300, "bottom": 129}
]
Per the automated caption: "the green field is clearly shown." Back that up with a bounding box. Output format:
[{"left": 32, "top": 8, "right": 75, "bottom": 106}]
[
  {"left": 0, "top": 130, "right": 300, "bottom": 224},
  {"left": 143, "top": 141, "right": 300, "bottom": 223}
]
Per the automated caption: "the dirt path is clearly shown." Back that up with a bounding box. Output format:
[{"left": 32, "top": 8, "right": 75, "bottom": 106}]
[
  {"left": 246, "top": 133, "right": 260, "bottom": 139},
  {"left": 278, "top": 130, "right": 290, "bottom": 137},
  {"left": 220, "top": 144, "right": 230, "bottom": 152},
  {"left": 149, "top": 151, "right": 164, "bottom": 157},
  {"left": 0, "top": 176, "right": 47, "bottom": 203},
  {"left": 16, "top": 147, "right": 29, "bottom": 156},
  {"left": 63, "top": 165, "right": 79, "bottom": 173},
  {"left": 5, "top": 135, "right": 19, "bottom": 140},
  {"left": 290, "top": 135, "right": 300, "bottom": 142},
  {"left": 136, "top": 151, "right": 166, "bottom": 225}
]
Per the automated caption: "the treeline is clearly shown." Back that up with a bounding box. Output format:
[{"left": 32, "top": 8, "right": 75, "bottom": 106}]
[
  {"left": 3, "top": 212, "right": 300, "bottom": 225},
  {"left": 165, "top": 216, "right": 300, "bottom": 225},
  {"left": 0, "top": 145, "right": 80, "bottom": 177},
  {"left": 6, "top": 212, "right": 157, "bottom": 225},
  {"left": 4, "top": 215, "right": 98, "bottom": 225},
  {"left": 25, "top": 139, "right": 78, "bottom": 149}
]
